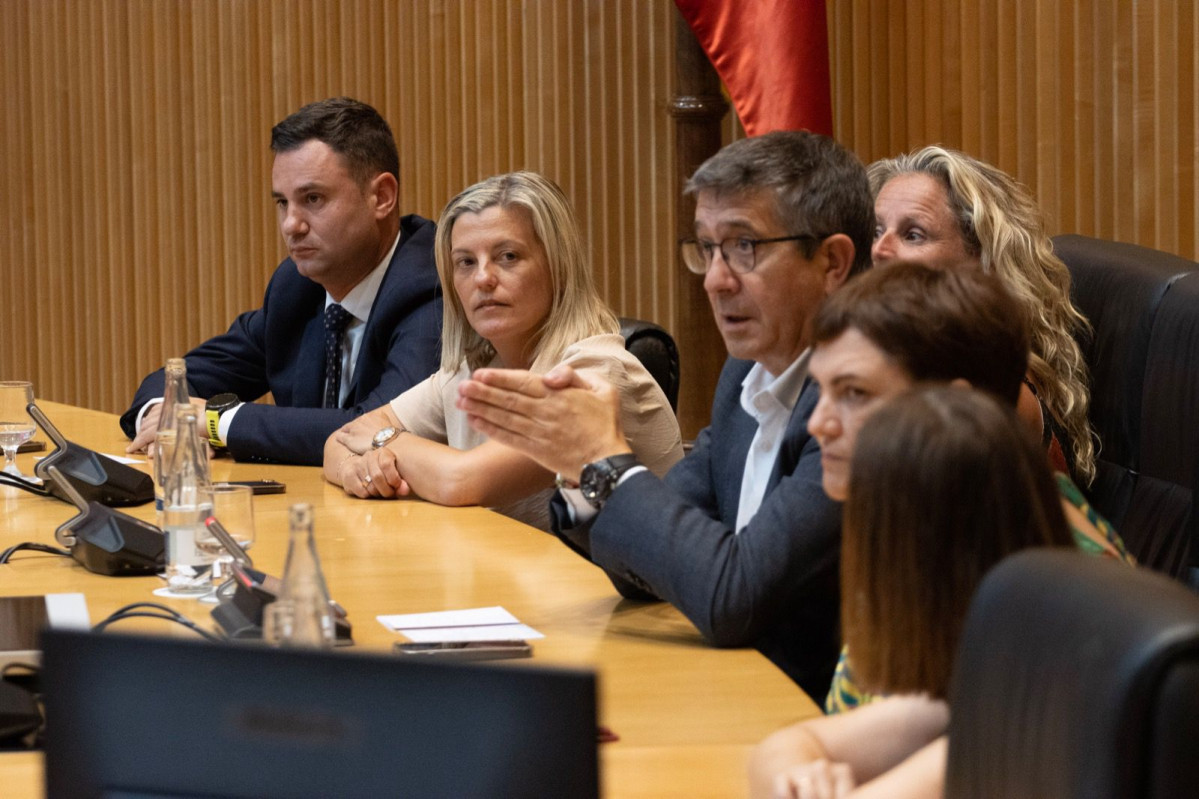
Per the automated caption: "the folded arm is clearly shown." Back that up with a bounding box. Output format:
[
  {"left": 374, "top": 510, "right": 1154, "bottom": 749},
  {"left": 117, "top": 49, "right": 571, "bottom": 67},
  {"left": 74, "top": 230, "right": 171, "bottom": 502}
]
[
  {"left": 220, "top": 290, "right": 440, "bottom": 465},
  {"left": 323, "top": 405, "right": 401, "bottom": 490},
  {"left": 120, "top": 305, "right": 273, "bottom": 442},
  {"left": 748, "top": 696, "right": 949, "bottom": 799},
  {"left": 122, "top": 245, "right": 442, "bottom": 465},
  {"left": 126, "top": 397, "right": 209, "bottom": 456},
  {"left": 324, "top": 401, "right": 553, "bottom": 507}
]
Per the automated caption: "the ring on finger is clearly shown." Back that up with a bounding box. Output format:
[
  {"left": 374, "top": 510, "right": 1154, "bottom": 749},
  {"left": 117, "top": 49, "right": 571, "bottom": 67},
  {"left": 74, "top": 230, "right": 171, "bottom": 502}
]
[{"left": 364, "top": 473, "right": 373, "bottom": 484}]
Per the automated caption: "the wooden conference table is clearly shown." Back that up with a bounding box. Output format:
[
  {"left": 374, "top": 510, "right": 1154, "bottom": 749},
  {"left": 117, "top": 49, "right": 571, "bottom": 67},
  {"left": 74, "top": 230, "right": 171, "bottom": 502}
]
[{"left": 0, "top": 402, "right": 819, "bottom": 798}]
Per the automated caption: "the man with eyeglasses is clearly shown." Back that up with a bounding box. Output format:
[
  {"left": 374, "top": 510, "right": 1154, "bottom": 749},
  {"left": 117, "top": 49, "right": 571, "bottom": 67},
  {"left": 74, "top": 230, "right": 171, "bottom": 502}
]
[{"left": 456, "top": 131, "right": 873, "bottom": 700}]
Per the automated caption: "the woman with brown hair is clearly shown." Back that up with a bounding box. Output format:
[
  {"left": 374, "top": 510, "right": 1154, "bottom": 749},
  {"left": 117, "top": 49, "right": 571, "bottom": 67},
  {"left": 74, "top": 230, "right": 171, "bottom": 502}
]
[
  {"left": 806, "top": 262, "right": 1131, "bottom": 718},
  {"left": 749, "top": 387, "right": 1074, "bottom": 798}
]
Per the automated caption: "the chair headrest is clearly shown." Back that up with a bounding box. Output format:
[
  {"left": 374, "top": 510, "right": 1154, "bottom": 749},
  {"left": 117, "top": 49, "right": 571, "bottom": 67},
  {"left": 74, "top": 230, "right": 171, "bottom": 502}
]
[{"left": 946, "top": 549, "right": 1199, "bottom": 798}]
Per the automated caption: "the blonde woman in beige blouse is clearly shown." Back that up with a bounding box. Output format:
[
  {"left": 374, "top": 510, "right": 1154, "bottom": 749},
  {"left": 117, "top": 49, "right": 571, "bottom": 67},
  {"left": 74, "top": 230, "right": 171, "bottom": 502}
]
[{"left": 322, "top": 171, "right": 682, "bottom": 530}]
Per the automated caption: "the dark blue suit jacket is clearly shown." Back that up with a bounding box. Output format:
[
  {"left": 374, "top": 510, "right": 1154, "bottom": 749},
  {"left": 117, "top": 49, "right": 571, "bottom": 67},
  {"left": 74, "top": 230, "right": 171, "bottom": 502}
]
[
  {"left": 120, "top": 214, "right": 442, "bottom": 465},
  {"left": 553, "top": 357, "right": 842, "bottom": 701}
]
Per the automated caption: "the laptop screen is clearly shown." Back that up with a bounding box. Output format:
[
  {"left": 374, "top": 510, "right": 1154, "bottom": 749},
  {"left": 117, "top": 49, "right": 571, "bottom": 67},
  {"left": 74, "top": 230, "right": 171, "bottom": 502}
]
[{"left": 41, "top": 630, "right": 598, "bottom": 798}]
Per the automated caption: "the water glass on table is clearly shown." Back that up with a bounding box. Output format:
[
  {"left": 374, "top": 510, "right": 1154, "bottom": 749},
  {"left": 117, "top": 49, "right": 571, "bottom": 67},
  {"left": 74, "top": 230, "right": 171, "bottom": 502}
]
[
  {"left": 200, "top": 483, "right": 256, "bottom": 600},
  {"left": 0, "top": 381, "right": 37, "bottom": 478}
]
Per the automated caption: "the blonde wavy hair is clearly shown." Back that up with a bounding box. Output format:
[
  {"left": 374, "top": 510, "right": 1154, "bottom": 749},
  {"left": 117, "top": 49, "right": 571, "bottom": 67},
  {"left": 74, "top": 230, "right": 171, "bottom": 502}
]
[
  {"left": 868, "top": 147, "right": 1096, "bottom": 485},
  {"left": 434, "top": 171, "right": 618, "bottom": 372}
]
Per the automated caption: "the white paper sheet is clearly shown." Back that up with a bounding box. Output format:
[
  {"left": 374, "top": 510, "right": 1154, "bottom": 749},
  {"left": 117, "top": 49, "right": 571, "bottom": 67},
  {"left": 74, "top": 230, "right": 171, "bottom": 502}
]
[
  {"left": 377, "top": 605, "right": 544, "bottom": 642},
  {"left": 35, "top": 452, "right": 144, "bottom": 465},
  {"left": 377, "top": 605, "right": 518, "bottom": 630},
  {"left": 103, "top": 453, "right": 145, "bottom": 465}
]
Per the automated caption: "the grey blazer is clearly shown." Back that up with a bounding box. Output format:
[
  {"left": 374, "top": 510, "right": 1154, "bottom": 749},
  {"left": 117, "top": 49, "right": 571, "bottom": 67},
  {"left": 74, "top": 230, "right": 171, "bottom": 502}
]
[{"left": 552, "top": 357, "right": 842, "bottom": 701}]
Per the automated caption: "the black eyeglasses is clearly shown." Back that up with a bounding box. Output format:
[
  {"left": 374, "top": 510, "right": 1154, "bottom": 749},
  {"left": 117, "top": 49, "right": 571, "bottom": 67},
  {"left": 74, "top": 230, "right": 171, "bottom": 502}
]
[{"left": 679, "top": 234, "right": 824, "bottom": 275}]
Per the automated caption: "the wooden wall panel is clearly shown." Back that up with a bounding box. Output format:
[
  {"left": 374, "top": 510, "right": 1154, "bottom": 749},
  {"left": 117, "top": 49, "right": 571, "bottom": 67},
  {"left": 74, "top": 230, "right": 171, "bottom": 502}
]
[
  {"left": 828, "top": 1, "right": 1199, "bottom": 261},
  {"left": 6, "top": 0, "right": 1196, "bottom": 434},
  {"left": 0, "top": 0, "right": 678, "bottom": 418}
]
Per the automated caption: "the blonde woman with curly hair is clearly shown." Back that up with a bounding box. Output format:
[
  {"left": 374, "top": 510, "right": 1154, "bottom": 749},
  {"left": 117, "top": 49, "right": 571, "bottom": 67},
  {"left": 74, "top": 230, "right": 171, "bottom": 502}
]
[
  {"left": 323, "top": 171, "right": 683, "bottom": 529},
  {"left": 869, "top": 146, "right": 1096, "bottom": 485}
]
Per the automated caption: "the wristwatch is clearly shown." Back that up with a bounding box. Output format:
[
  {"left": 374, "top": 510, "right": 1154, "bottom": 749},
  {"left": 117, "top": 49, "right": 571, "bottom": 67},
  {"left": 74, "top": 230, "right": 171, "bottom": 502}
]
[
  {"left": 372, "top": 426, "right": 400, "bottom": 449},
  {"left": 579, "top": 454, "right": 642, "bottom": 510},
  {"left": 204, "top": 393, "right": 240, "bottom": 447}
]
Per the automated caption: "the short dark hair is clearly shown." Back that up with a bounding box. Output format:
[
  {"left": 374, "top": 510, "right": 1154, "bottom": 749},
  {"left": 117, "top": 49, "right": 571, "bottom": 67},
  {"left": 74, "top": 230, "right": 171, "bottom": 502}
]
[
  {"left": 270, "top": 97, "right": 400, "bottom": 185},
  {"left": 685, "top": 131, "right": 874, "bottom": 275},
  {"left": 811, "top": 260, "right": 1030, "bottom": 406},
  {"left": 842, "top": 387, "right": 1072, "bottom": 699}
]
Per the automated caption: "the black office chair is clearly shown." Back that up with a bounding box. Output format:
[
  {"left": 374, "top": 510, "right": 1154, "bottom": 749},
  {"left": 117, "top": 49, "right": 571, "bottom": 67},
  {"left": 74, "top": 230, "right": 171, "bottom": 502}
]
[
  {"left": 1054, "top": 234, "right": 1199, "bottom": 580},
  {"left": 619, "top": 317, "right": 680, "bottom": 412},
  {"left": 945, "top": 549, "right": 1199, "bottom": 798}
]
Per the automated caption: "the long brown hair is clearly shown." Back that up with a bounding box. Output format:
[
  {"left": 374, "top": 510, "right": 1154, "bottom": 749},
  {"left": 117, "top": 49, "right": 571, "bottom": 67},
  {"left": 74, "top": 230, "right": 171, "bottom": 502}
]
[{"left": 841, "top": 387, "right": 1072, "bottom": 699}]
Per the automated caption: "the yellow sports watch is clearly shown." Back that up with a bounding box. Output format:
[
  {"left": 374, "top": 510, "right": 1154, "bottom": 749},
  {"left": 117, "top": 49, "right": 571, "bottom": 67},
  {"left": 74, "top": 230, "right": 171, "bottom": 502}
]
[{"left": 204, "top": 393, "right": 240, "bottom": 448}]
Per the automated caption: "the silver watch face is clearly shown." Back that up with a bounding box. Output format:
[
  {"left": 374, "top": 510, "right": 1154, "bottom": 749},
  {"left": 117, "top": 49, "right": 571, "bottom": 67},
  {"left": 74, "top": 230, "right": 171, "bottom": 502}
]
[{"left": 372, "top": 426, "right": 399, "bottom": 449}]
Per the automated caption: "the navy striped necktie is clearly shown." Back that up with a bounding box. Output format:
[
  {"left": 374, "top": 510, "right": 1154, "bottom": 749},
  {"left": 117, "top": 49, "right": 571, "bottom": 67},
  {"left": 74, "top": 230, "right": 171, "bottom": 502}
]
[{"left": 323, "top": 303, "right": 353, "bottom": 408}]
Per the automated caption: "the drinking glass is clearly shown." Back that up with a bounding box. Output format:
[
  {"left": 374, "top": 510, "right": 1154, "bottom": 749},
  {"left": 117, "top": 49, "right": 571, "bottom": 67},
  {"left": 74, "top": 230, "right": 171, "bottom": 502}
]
[
  {"left": 0, "top": 381, "right": 37, "bottom": 478},
  {"left": 199, "top": 483, "right": 256, "bottom": 600}
]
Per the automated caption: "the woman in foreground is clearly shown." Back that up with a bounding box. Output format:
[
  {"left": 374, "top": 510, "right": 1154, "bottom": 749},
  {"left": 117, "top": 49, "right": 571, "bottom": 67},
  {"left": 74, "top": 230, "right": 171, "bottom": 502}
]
[
  {"left": 749, "top": 387, "right": 1074, "bottom": 798},
  {"left": 323, "top": 171, "right": 682, "bottom": 529},
  {"left": 808, "top": 261, "right": 1133, "bottom": 716}
]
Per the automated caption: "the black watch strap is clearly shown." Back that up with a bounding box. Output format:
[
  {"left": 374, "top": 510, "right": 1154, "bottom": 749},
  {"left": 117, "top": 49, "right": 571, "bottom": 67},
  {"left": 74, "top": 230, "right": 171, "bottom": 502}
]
[{"left": 579, "top": 453, "right": 642, "bottom": 510}]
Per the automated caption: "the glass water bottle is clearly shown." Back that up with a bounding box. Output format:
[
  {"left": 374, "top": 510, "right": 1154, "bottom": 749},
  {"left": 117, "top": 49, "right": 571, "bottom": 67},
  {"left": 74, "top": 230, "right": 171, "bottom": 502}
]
[
  {"left": 265, "top": 503, "right": 335, "bottom": 648},
  {"left": 162, "top": 405, "right": 214, "bottom": 594},
  {"left": 154, "top": 357, "right": 191, "bottom": 519}
]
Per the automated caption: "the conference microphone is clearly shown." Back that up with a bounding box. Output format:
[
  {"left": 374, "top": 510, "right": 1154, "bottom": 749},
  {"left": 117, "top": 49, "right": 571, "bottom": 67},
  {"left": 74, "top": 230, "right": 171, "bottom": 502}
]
[
  {"left": 47, "top": 464, "right": 165, "bottom": 577},
  {"left": 28, "top": 402, "right": 155, "bottom": 507}
]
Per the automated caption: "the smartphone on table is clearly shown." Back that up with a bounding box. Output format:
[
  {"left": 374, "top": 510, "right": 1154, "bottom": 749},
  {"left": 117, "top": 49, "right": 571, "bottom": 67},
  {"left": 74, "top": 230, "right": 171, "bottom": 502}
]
[
  {"left": 222, "top": 479, "right": 286, "bottom": 495},
  {"left": 394, "top": 640, "right": 532, "bottom": 661}
]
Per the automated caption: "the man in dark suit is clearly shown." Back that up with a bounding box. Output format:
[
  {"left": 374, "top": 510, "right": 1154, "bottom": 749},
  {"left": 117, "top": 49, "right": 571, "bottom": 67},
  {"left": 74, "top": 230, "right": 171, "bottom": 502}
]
[
  {"left": 121, "top": 98, "right": 441, "bottom": 465},
  {"left": 456, "top": 131, "right": 874, "bottom": 699}
]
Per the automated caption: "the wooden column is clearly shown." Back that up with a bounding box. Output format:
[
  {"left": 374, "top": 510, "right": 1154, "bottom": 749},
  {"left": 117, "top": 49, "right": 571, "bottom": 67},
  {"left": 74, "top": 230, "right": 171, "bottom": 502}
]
[{"left": 669, "top": 10, "right": 729, "bottom": 438}]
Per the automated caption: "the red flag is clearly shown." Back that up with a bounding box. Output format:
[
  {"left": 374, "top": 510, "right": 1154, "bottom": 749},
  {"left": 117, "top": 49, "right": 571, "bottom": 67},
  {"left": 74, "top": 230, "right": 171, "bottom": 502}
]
[{"left": 675, "top": 0, "right": 832, "bottom": 137}]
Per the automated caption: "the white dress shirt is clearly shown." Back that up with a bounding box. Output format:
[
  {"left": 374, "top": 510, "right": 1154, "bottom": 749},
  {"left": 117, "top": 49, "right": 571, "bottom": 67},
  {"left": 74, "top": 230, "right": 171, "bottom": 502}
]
[
  {"left": 733, "top": 350, "right": 810, "bottom": 533},
  {"left": 322, "top": 230, "right": 400, "bottom": 407},
  {"left": 136, "top": 230, "right": 403, "bottom": 443},
  {"left": 563, "top": 351, "right": 810, "bottom": 529}
]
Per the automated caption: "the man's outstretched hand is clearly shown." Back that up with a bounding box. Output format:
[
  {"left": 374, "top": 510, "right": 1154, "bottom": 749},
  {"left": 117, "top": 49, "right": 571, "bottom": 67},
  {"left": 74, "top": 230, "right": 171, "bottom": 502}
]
[{"left": 457, "top": 364, "right": 631, "bottom": 482}]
